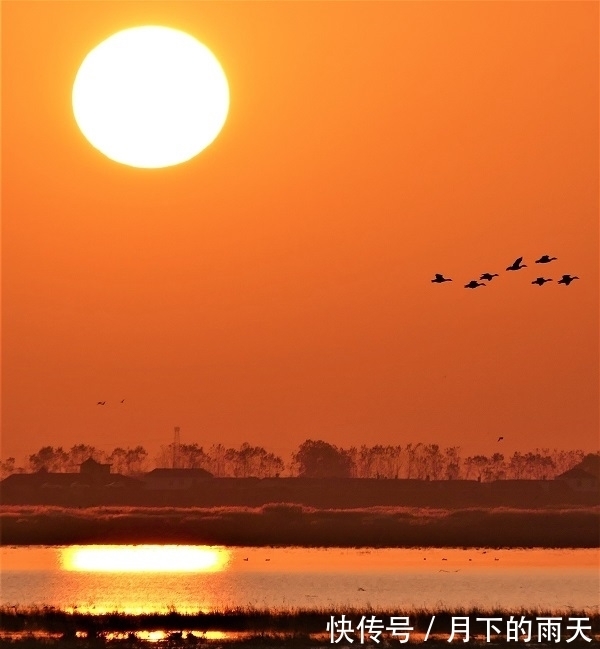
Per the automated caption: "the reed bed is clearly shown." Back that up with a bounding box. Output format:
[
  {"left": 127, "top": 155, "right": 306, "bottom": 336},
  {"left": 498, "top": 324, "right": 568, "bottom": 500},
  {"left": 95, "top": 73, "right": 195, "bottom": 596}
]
[
  {"left": 2, "top": 504, "right": 599, "bottom": 547},
  {"left": 1, "top": 605, "right": 598, "bottom": 635}
]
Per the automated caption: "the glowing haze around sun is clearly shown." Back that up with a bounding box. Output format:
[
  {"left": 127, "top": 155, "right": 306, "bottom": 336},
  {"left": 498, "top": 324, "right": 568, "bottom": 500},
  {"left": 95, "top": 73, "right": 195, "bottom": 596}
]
[{"left": 72, "top": 26, "right": 229, "bottom": 168}]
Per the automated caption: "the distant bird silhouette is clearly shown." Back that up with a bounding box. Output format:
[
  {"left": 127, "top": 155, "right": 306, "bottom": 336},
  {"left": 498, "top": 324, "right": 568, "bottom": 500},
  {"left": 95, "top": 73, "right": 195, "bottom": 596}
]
[
  {"left": 243, "top": 557, "right": 248, "bottom": 561},
  {"left": 468, "top": 559, "right": 472, "bottom": 562},
  {"left": 120, "top": 399, "right": 125, "bottom": 403},
  {"left": 482, "top": 551, "right": 487, "bottom": 554},
  {"left": 532, "top": 277, "right": 552, "bottom": 286},
  {"left": 432, "top": 274, "right": 452, "bottom": 283},
  {"left": 465, "top": 280, "right": 486, "bottom": 289},
  {"left": 480, "top": 273, "right": 498, "bottom": 281},
  {"left": 494, "top": 558, "right": 500, "bottom": 561},
  {"left": 265, "top": 558, "right": 270, "bottom": 561},
  {"left": 506, "top": 257, "right": 527, "bottom": 271},
  {"left": 558, "top": 274, "right": 579, "bottom": 286},
  {"left": 497, "top": 437, "right": 504, "bottom": 442},
  {"left": 97, "top": 401, "right": 106, "bottom": 406},
  {"left": 535, "top": 255, "right": 557, "bottom": 264},
  {"left": 358, "top": 587, "right": 366, "bottom": 591},
  {"left": 442, "top": 558, "right": 447, "bottom": 561}
]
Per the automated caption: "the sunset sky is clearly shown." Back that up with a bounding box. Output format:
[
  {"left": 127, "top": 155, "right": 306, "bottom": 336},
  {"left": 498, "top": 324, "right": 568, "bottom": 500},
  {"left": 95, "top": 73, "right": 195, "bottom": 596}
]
[{"left": 2, "top": 1, "right": 598, "bottom": 464}]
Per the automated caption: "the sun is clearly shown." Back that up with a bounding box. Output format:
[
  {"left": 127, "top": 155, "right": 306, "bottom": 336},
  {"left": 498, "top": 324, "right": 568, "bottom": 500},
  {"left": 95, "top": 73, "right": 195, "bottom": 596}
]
[{"left": 72, "top": 26, "right": 229, "bottom": 168}]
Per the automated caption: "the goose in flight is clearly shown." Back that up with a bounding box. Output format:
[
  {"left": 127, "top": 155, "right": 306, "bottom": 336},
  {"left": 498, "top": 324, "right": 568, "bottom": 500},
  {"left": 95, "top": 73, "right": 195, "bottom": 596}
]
[
  {"left": 432, "top": 274, "right": 452, "bottom": 283},
  {"left": 531, "top": 277, "right": 552, "bottom": 286},
  {"left": 97, "top": 401, "right": 106, "bottom": 406},
  {"left": 558, "top": 274, "right": 579, "bottom": 286},
  {"left": 535, "top": 255, "right": 557, "bottom": 264},
  {"left": 506, "top": 257, "right": 527, "bottom": 271},
  {"left": 497, "top": 437, "right": 504, "bottom": 442},
  {"left": 465, "top": 280, "right": 486, "bottom": 289},
  {"left": 480, "top": 273, "right": 499, "bottom": 281}
]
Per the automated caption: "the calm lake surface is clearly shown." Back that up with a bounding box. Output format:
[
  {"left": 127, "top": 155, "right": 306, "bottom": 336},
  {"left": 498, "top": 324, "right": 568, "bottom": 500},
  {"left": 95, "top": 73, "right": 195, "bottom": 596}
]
[{"left": 1, "top": 546, "right": 598, "bottom": 614}]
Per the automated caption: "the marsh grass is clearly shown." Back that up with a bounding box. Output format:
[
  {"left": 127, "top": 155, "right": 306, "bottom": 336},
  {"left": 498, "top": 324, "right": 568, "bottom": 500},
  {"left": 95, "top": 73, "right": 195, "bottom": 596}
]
[
  {"left": 2, "top": 505, "right": 599, "bottom": 547},
  {"left": 1, "top": 605, "right": 598, "bottom": 635}
]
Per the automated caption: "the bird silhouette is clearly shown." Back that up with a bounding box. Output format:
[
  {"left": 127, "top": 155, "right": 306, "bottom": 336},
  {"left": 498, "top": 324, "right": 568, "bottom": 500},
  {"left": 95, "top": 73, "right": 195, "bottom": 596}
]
[
  {"left": 97, "top": 401, "right": 106, "bottom": 406},
  {"left": 535, "top": 255, "right": 557, "bottom": 264},
  {"left": 532, "top": 277, "right": 552, "bottom": 286},
  {"left": 506, "top": 257, "right": 527, "bottom": 271},
  {"left": 480, "top": 273, "right": 499, "bottom": 281},
  {"left": 432, "top": 274, "right": 452, "bottom": 283},
  {"left": 120, "top": 399, "right": 125, "bottom": 403},
  {"left": 243, "top": 557, "right": 249, "bottom": 562},
  {"left": 358, "top": 587, "right": 366, "bottom": 591},
  {"left": 497, "top": 437, "right": 504, "bottom": 442},
  {"left": 558, "top": 274, "right": 579, "bottom": 286},
  {"left": 465, "top": 280, "right": 486, "bottom": 289}
]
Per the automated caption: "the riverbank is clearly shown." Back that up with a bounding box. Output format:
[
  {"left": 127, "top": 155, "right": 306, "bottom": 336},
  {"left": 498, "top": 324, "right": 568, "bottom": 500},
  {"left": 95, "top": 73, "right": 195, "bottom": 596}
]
[{"left": 1, "top": 505, "right": 599, "bottom": 547}]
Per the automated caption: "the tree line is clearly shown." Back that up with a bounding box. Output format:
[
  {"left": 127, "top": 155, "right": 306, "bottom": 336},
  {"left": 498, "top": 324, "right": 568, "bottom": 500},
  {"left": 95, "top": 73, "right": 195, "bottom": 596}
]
[{"left": 0, "top": 440, "right": 592, "bottom": 481}]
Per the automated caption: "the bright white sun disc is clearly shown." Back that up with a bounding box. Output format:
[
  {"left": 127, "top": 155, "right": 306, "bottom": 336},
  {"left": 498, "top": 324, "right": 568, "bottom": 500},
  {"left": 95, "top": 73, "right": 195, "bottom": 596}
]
[{"left": 72, "top": 26, "right": 229, "bottom": 168}]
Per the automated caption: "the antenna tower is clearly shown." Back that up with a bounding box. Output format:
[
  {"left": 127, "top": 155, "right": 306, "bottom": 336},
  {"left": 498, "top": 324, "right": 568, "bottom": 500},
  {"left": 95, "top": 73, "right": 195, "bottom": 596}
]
[{"left": 173, "top": 426, "right": 181, "bottom": 469}]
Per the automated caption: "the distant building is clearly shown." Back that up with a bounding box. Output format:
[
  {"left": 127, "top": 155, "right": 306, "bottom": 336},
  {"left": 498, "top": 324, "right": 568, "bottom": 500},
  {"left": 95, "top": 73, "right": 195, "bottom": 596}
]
[
  {"left": 555, "top": 466, "right": 599, "bottom": 493},
  {"left": 578, "top": 453, "right": 600, "bottom": 478},
  {"left": 0, "top": 457, "right": 140, "bottom": 492},
  {"left": 79, "top": 457, "right": 111, "bottom": 476},
  {"left": 143, "top": 468, "right": 213, "bottom": 490}
]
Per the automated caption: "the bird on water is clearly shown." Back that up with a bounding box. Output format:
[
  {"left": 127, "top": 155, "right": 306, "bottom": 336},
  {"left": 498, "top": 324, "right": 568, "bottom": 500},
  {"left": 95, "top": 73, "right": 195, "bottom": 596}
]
[
  {"left": 480, "top": 273, "right": 499, "bottom": 281},
  {"left": 531, "top": 277, "right": 552, "bottom": 286},
  {"left": 432, "top": 274, "right": 452, "bottom": 283},
  {"left": 506, "top": 257, "right": 527, "bottom": 271},
  {"left": 535, "top": 255, "right": 557, "bottom": 264},
  {"left": 558, "top": 274, "right": 579, "bottom": 286},
  {"left": 464, "top": 280, "right": 486, "bottom": 289}
]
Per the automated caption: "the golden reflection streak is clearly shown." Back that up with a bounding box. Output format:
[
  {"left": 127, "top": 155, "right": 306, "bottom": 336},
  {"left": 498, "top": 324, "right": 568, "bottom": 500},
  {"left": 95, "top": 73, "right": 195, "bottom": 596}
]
[{"left": 61, "top": 545, "right": 229, "bottom": 573}]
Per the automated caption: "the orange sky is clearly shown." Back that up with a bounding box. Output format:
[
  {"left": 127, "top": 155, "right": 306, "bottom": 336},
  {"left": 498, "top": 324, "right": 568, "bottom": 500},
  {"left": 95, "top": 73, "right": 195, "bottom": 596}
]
[{"left": 2, "top": 1, "right": 598, "bottom": 463}]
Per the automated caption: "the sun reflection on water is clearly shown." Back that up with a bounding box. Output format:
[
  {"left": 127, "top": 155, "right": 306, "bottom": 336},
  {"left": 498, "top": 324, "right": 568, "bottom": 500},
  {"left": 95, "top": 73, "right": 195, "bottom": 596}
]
[{"left": 61, "top": 545, "right": 229, "bottom": 573}]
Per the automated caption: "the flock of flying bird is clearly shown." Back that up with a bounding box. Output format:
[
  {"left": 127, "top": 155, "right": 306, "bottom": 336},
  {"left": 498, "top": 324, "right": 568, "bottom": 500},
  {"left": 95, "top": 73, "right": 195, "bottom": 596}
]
[{"left": 432, "top": 255, "right": 580, "bottom": 288}]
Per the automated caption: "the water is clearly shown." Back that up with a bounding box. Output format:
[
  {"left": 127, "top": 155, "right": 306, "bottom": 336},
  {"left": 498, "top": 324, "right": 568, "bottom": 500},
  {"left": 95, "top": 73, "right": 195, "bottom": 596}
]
[{"left": 1, "top": 546, "right": 598, "bottom": 614}]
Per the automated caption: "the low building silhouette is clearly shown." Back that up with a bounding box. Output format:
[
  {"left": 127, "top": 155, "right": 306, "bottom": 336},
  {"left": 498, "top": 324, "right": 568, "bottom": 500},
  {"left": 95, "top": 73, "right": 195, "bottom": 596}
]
[
  {"left": 0, "top": 457, "right": 140, "bottom": 494},
  {"left": 79, "top": 457, "right": 111, "bottom": 477},
  {"left": 143, "top": 468, "right": 213, "bottom": 490},
  {"left": 555, "top": 454, "right": 599, "bottom": 493}
]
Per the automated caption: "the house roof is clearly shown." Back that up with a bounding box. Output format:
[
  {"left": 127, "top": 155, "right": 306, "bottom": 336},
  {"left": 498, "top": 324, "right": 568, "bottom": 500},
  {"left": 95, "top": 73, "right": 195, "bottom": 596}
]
[
  {"left": 80, "top": 457, "right": 111, "bottom": 467},
  {"left": 145, "top": 468, "right": 213, "bottom": 478},
  {"left": 555, "top": 467, "right": 599, "bottom": 481},
  {"left": 579, "top": 453, "right": 600, "bottom": 478}
]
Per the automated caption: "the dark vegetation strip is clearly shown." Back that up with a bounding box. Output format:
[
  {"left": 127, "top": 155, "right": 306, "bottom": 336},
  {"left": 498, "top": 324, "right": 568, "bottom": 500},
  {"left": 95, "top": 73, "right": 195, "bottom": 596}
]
[
  {"left": 2, "top": 638, "right": 597, "bottom": 649},
  {"left": 1, "top": 606, "right": 599, "bottom": 634},
  {"left": 1, "top": 505, "right": 599, "bottom": 547}
]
